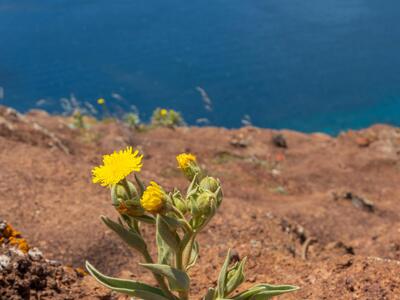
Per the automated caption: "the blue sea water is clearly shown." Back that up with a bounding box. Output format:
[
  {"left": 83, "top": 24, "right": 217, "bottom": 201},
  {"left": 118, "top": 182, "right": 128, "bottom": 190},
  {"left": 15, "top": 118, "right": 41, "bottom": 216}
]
[{"left": 0, "top": 0, "right": 400, "bottom": 134}]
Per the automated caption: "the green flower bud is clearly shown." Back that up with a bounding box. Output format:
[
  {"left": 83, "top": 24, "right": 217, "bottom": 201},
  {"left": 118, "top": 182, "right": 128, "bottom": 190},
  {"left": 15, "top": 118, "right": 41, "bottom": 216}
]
[
  {"left": 171, "top": 190, "right": 187, "bottom": 214},
  {"left": 199, "top": 176, "right": 220, "bottom": 193},
  {"left": 176, "top": 153, "right": 202, "bottom": 181},
  {"left": 112, "top": 181, "right": 139, "bottom": 203},
  {"left": 196, "top": 190, "right": 216, "bottom": 216},
  {"left": 111, "top": 182, "right": 143, "bottom": 216}
]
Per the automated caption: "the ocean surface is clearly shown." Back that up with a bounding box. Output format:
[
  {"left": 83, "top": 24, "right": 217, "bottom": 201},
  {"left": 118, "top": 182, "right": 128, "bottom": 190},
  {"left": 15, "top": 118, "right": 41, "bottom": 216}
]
[{"left": 1, "top": 0, "right": 400, "bottom": 134}]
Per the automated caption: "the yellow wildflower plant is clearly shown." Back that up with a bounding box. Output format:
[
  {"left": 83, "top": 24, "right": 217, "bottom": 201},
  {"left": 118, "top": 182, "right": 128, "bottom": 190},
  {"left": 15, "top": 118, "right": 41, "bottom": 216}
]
[
  {"left": 92, "top": 146, "right": 143, "bottom": 187},
  {"left": 151, "top": 107, "right": 185, "bottom": 128},
  {"left": 87, "top": 151, "right": 299, "bottom": 300},
  {"left": 160, "top": 108, "right": 168, "bottom": 117},
  {"left": 140, "top": 181, "right": 166, "bottom": 214}
]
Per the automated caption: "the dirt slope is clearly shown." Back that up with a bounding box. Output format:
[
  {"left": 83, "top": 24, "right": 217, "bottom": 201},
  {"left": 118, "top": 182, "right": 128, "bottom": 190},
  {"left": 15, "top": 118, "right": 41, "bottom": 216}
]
[{"left": 1, "top": 106, "right": 400, "bottom": 299}]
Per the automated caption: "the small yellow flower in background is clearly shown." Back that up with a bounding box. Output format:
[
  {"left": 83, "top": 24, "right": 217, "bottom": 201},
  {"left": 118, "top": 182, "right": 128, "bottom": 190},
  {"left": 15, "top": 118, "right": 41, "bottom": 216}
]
[
  {"left": 97, "top": 98, "right": 105, "bottom": 105},
  {"left": 160, "top": 109, "right": 168, "bottom": 117},
  {"left": 140, "top": 181, "right": 166, "bottom": 213},
  {"left": 92, "top": 146, "right": 143, "bottom": 187},
  {"left": 176, "top": 153, "right": 197, "bottom": 170}
]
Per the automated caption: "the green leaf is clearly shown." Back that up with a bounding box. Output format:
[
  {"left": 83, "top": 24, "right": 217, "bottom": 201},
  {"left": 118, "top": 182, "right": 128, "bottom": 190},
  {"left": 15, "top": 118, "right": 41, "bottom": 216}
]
[
  {"left": 111, "top": 185, "right": 120, "bottom": 206},
  {"left": 134, "top": 214, "right": 156, "bottom": 224},
  {"left": 101, "top": 216, "right": 146, "bottom": 253},
  {"left": 85, "top": 261, "right": 170, "bottom": 300},
  {"left": 156, "top": 229, "right": 172, "bottom": 265},
  {"left": 156, "top": 215, "right": 180, "bottom": 252},
  {"left": 162, "top": 214, "right": 182, "bottom": 230},
  {"left": 187, "top": 173, "right": 198, "bottom": 195},
  {"left": 135, "top": 174, "right": 145, "bottom": 197},
  {"left": 217, "top": 249, "right": 232, "bottom": 298},
  {"left": 226, "top": 257, "right": 247, "bottom": 295},
  {"left": 233, "top": 284, "right": 299, "bottom": 300},
  {"left": 186, "top": 240, "right": 199, "bottom": 270},
  {"left": 249, "top": 285, "right": 299, "bottom": 299},
  {"left": 140, "top": 263, "right": 190, "bottom": 292}
]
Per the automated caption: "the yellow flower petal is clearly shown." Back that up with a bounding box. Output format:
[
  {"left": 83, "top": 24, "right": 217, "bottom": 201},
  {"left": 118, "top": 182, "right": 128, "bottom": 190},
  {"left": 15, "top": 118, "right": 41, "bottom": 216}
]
[
  {"left": 176, "top": 153, "right": 197, "bottom": 170},
  {"left": 92, "top": 147, "right": 143, "bottom": 187}
]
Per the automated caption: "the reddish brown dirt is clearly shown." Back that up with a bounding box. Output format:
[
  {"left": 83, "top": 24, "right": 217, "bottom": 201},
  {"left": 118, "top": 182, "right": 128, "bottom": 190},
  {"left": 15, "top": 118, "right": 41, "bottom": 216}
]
[{"left": 1, "top": 105, "right": 400, "bottom": 299}]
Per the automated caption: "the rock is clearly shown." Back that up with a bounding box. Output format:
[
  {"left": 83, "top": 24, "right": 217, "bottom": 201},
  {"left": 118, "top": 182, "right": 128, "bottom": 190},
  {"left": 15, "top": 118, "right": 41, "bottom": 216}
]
[
  {"left": 0, "top": 255, "right": 10, "bottom": 271},
  {"left": 28, "top": 248, "right": 43, "bottom": 261},
  {"left": 355, "top": 136, "right": 371, "bottom": 147},
  {"left": 230, "top": 134, "right": 249, "bottom": 148},
  {"left": 343, "top": 192, "right": 374, "bottom": 212},
  {"left": 272, "top": 134, "right": 288, "bottom": 148}
]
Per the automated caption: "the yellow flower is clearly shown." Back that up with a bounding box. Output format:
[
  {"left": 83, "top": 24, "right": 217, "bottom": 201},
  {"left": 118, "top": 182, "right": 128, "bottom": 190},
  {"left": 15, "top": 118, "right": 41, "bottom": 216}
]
[
  {"left": 160, "top": 109, "right": 168, "bottom": 117},
  {"left": 140, "top": 181, "right": 166, "bottom": 213},
  {"left": 176, "top": 153, "right": 197, "bottom": 170},
  {"left": 97, "top": 98, "right": 105, "bottom": 105},
  {"left": 92, "top": 147, "right": 143, "bottom": 187}
]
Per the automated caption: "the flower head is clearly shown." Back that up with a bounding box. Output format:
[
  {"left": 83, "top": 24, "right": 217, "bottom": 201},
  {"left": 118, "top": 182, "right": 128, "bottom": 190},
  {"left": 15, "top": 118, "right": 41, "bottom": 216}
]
[
  {"left": 97, "top": 98, "right": 105, "bottom": 105},
  {"left": 176, "top": 153, "right": 200, "bottom": 181},
  {"left": 176, "top": 153, "right": 197, "bottom": 170},
  {"left": 140, "top": 181, "right": 166, "bottom": 213},
  {"left": 160, "top": 109, "right": 168, "bottom": 117},
  {"left": 92, "top": 147, "right": 143, "bottom": 187}
]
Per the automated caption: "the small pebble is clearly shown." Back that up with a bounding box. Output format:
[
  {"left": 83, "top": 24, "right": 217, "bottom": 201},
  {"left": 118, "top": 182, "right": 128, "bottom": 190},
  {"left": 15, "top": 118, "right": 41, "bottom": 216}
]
[
  {"left": 28, "top": 248, "right": 43, "bottom": 261},
  {"left": 0, "top": 254, "right": 10, "bottom": 270}
]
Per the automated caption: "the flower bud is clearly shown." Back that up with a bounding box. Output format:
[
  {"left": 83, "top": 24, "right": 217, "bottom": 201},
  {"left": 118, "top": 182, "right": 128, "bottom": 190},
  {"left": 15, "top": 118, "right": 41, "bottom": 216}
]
[
  {"left": 112, "top": 181, "right": 138, "bottom": 201},
  {"left": 199, "top": 176, "right": 220, "bottom": 193},
  {"left": 172, "top": 190, "right": 187, "bottom": 214},
  {"left": 140, "top": 181, "right": 168, "bottom": 214},
  {"left": 176, "top": 153, "right": 201, "bottom": 181},
  {"left": 196, "top": 190, "right": 216, "bottom": 216}
]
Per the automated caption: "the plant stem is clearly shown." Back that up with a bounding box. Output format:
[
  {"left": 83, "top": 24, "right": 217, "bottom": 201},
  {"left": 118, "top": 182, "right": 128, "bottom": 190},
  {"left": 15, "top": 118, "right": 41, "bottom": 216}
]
[
  {"left": 175, "top": 246, "right": 189, "bottom": 300},
  {"left": 132, "top": 211, "right": 176, "bottom": 300}
]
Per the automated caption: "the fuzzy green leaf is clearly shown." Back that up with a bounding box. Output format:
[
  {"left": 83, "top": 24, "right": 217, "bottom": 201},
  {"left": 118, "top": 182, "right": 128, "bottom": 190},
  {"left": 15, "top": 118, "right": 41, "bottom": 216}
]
[
  {"left": 217, "top": 249, "right": 232, "bottom": 298},
  {"left": 156, "top": 215, "right": 180, "bottom": 252},
  {"left": 156, "top": 229, "right": 172, "bottom": 265},
  {"left": 162, "top": 214, "right": 182, "bottom": 230},
  {"left": 140, "top": 263, "right": 190, "bottom": 292},
  {"left": 226, "top": 257, "right": 247, "bottom": 295},
  {"left": 86, "top": 261, "right": 170, "bottom": 300},
  {"left": 186, "top": 240, "right": 199, "bottom": 270},
  {"left": 134, "top": 214, "right": 156, "bottom": 224},
  {"left": 101, "top": 216, "right": 146, "bottom": 253},
  {"left": 135, "top": 174, "right": 145, "bottom": 197},
  {"left": 232, "top": 284, "right": 299, "bottom": 300}
]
